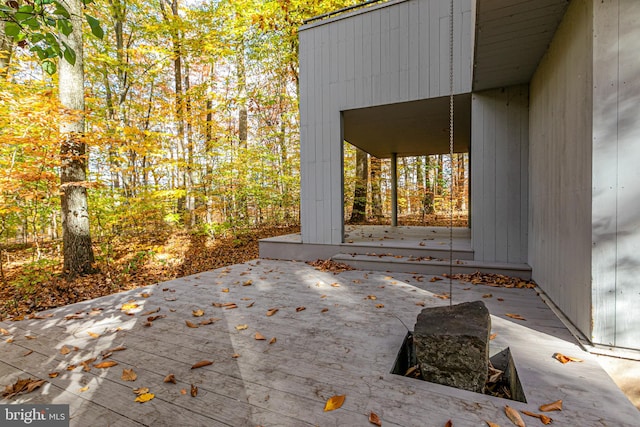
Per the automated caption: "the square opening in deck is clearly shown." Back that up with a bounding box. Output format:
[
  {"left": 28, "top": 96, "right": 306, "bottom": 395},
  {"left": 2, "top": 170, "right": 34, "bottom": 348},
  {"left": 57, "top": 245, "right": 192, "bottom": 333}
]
[{"left": 391, "top": 332, "right": 526, "bottom": 403}]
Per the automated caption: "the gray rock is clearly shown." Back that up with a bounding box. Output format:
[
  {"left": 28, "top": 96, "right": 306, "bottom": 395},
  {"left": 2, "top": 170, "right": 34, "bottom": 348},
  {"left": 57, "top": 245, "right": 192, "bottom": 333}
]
[{"left": 413, "top": 301, "right": 490, "bottom": 393}]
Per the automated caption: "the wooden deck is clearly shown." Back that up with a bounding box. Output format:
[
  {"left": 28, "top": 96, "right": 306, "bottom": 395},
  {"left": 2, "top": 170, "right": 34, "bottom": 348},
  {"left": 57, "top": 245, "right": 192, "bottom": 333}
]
[{"left": 1, "top": 259, "right": 638, "bottom": 426}]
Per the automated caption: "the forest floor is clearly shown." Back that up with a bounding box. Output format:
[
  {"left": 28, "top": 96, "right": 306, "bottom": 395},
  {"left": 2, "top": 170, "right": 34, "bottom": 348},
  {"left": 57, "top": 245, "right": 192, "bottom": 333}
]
[{"left": 0, "top": 225, "right": 300, "bottom": 321}]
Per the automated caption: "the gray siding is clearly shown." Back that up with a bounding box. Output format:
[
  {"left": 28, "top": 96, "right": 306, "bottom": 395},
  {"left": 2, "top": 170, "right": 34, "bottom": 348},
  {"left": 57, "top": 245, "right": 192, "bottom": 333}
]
[
  {"left": 471, "top": 86, "right": 529, "bottom": 264},
  {"left": 529, "top": 0, "right": 593, "bottom": 341},
  {"left": 592, "top": 0, "right": 640, "bottom": 349},
  {"left": 299, "top": 0, "right": 473, "bottom": 244}
]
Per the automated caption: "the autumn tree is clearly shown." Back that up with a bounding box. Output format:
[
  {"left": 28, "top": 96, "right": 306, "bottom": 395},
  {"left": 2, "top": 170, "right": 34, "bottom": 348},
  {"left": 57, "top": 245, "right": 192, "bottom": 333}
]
[{"left": 59, "top": 0, "right": 95, "bottom": 276}]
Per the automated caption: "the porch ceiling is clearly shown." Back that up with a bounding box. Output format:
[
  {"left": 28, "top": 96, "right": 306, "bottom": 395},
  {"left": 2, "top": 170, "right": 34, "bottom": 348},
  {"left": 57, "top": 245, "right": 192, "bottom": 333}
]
[
  {"left": 473, "top": 0, "right": 569, "bottom": 91},
  {"left": 343, "top": 94, "right": 471, "bottom": 159}
]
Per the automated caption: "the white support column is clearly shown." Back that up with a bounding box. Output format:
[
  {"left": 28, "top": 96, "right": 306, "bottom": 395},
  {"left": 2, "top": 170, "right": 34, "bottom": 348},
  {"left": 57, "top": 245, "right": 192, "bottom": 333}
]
[{"left": 391, "top": 152, "right": 398, "bottom": 227}]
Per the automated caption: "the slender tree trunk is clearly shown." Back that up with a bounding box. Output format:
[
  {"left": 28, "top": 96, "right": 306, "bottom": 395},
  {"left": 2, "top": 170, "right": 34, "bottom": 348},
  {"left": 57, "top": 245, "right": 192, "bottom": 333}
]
[
  {"left": 370, "top": 156, "right": 383, "bottom": 221},
  {"left": 236, "top": 44, "right": 248, "bottom": 220},
  {"left": 349, "top": 147, "right": 368, "bottom": 223},
  {"left": 0, "top": 21, "right": 13, "bottom": 78},
  {"left": 59, "top": 0, "right": 95, "bottom": 277}
]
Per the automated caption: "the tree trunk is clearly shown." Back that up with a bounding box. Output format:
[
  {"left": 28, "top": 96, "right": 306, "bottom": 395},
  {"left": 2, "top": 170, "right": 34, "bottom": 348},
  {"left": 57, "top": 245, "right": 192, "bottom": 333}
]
[
  {"left": 370, "top": 156, "right": 383, "bottom": 221},
  {"left": 349, "top": 147, "right": 368, "bottom": 223},
  {"left": 0, "top": 21, "right": 13, "bottom": 78},
  {"left": 59, "top": 0, "right": 95, "bottom": 277}
]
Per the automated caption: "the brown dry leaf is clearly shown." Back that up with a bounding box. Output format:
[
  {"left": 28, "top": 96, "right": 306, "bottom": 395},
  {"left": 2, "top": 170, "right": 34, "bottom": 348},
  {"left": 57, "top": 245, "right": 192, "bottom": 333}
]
[
  {"left": 222, "top": 288, "right": 229, "bottom": 293},
  {"left": 23, "top": 350, "right": 33, "bottom": 356},
  {"left": 199, "top": 318, "right": 220, "bottom": 325},
  {"left": 164, "top": 374, "right": 177, "bottom": 384},
  {"left": 2, "top": 378, "right": 47, "bottom": 399},
  {"left": 505, "top": 313, "right": 526, "bottom": 321},
  {"left": 94, "top": 361, "right": 118, "bottom": 369},
  {"left": 445, "top": 421, "right": 453, "bottom": 427},
  {"left": 224, "top": 303, "right": 238, "bottom": 310},
  {"left": 255, "top": 332, "right": 266, "bottom": 340},
  {"left": 191, "top": 360, "right": 213, "bottom": 369},
  {"left": 366, "top": 295, "right": 377, "bottom": 300},
  {"left": 320, "top": 294, "right": 327, "bottom": 298},
  {"left": 269, "top": 337, "right": 276, "bottom": 344},
  {"left": 102, "top": 346, "right": 126, "bottom": 358},
  {"left": 87, "top": 331, "right": 100, "bottom": 338},
  {"left": 190, "top": 384, "right": 198, "bottom": 397},
  {"left": 60, "top": 346, "right": 71, "bottom": 355},
  {"left": 147, "top": 315, "right": 166, "bottom": 322},
  {"left": 192, "top": 309, "right": 204, "bottom": 317},
  {"left": 141, "top": 308, "right": 160, "bottom": 316},
  {"left": 25, "top": 335, "right": 36, "bottom": 340},
  {"left": 369, "top": 411, "right": 382, "bottom": 426},
  {"left": 375, "top": 304, "right": 385, "bottom": 309},
  {"left": 266, "top": 308, "right": 279, "bottom": 317},
  {"left": 243, "top": 280, "right": 253, "bottom": 286},
  {"left": 434, "top": 293, "right": 450, "bottom": 300},
  {"left": 79, "top": 386, "right": 89, "bottom": 392},
  {"left": 553, "top": 353, "right": 583, "bottom": 364},
  {"left": 133, "top": 387, "right": 149, "bottom": 395},
  {"left": 416, "top": 301, "right": 426, "bottom": 307},
  {"left": 483, "top": 294, "right": 493, "bottom": 298},
  {"left": 0, "top": 328, "right": 9, "bottom": 335},
  {"left": 135, "top": 392, "right": 155, "bottom": 403},
  {"left": 122, "top": 368, "right": 137, "bottom": 381},
  {"left": 185, "top": 320, "right": 199, "bottom": 328},
  {"left": 48, "top": 372, "right": 60, "bottom": 378},
  {"left": 331, "top": 283, "right": 340, "bottom": 287},
  {"left": 66, "top": 365, "right": 76, "bottom": 371},
  {"left": 180, "top": 388, "right": 187, "bottom": 395},
  {"left": 323, "top": 394, "right": 345, "bottom": 411},
  {"left": 296, "top": 306, "right": 306, "bottom": 312},
  {"left": 232, "top": 353, "right": 240, "bottom": 358},
  {"left": 485, "top": 422, "right": 501, "bottom": 427},
  {"left": 5, "top": 338, "right": 14, "bottom": 343},
  {"left": 490, "top": 333, "right": 498, "bottom": 340},
  {"left": 504, "top": 406, "right": 525, "bottom": 427},
  {"left": 539, "top": 399, "right": 562, "bottom": 412},
  {"left": 235, "top": 324, "right": 248, "bottom": 331},
  {"left": 430, "top": 276, "right": 443, "bottom": 282},
  {"left": 321, "top": 308, "right": 329, "bottom": 313},
  {"left": 65, "top": 313, "right": 84, "bottom": 320},
  {"left": 246, "top": 302, "right": 255, "bottom": 308},
  {"left": 521, "top": 410, "right": 552, "bottom": 425}
]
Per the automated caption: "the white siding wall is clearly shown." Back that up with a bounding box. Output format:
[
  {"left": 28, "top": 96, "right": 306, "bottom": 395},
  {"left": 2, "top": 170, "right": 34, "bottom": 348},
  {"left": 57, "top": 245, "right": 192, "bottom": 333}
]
[
  {"left": 592, "top": 0, "right": 640, "bottom": 349},
  {"left": 471, "top": 86, "right": 529, "bottom": 264},
  {"left": 299, "top": 0, "right": 473, "bottom": 244},
  {"left": 529, "top": 0, "right": 593, "bottom": 340}
]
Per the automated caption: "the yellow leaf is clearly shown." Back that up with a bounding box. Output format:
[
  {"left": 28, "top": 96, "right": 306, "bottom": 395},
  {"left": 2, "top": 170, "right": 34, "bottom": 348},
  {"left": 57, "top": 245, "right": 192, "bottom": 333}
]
[
  {"left": 539, "top": 399, "right": 562, "bottom": 412},
  {"left": 192, "top": 309, "right": 204, "bottom": 317},
  {"left": 366, "top": 295, "right": 377, "bottom": 300},
  {"left": 87, "top": 331, "right": 100, "bottom": 338},
  {"left": 94, "top": 361, "right": 118, "bottom": 369},
  {"left": 60, "top": 346, "right": 71, "bottom": 355},
  {"left": 222, "top": 288, "right": 229, "bottom": 293},
  {"left": 369, "top": 411, "right": 382, "bottom": 426},
  {"left": 490, "top": 333, "right": 498, "bottom": 340},
  {"left": 191, "top": 360, "right": 213, "bottom": 369},
  {"left": 141, "top": 292, "right": 151, "bottom": 298},
  {"left": 521, "top": 410, "right": 553, "bottom": 425},
  {"left": 0, "top": 328, "right": 9, "bottom": 335},
  {"left": 79, "top": 386, "right": 89, "bottom": 392},
  {"left": 121, "top": 302, "right": 139, "bottom": 311},
  {"left": 553, "top": 353, "right": 583, "bottom": 364},
  {"left": 266, "top": 308, "right": 279, "bottom": 316},
  {"left": 185, "top": 320, "right": 199, "bottom": 328},
  {"left": 235, "top": 324, "right": 248, "bottom": 331},
  {"left": 243, "top": 280, "right": 252, "bottom": 286},
  {"left": 324, "top": 395, "right": 345, "bottom": 411},
  {"left": 255, "top": 332, "right": 266, "bottom": 340},
  {"left": 48, "top": 372, "right": 59, "bottom": 378},
  {"left": 504, "top": 405, "right": 525, "bottom": 427},
  {"left": 122, "top": 369, "right": 137, "bottom": 381},
  {"left": 505, "top": 313, "right": 526, "bottom": 321},
  {"left": 135, "top": 392, "right": 155, "bottom": 403}
]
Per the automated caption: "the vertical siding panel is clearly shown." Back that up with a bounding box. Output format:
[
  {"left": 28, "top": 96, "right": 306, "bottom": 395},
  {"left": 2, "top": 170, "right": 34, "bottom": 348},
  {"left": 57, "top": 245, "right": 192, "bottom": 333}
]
[
  {"left": 506, "top": 88, "right": 522, "bottom": 263},
  {"left": 519, "top": 87, "right": 529, "bottom": 265},
  {"left": 379, "top": 9, "right": 390, "bottom": 103},
  {"left": 408, "top": 0, "right": 420, "bottom": 99},
  {"left": 482, "top": 95, "right": 496, "bottom": 261},
  {"left": 398, "top": 3, "right": 409, "bottom": 101},
  {"left": 389, "top": 4, "right": 401, "bottom": 102},
  {"left": 428, "top": 0, "right": 440, "bottom": 97},
  {"left": 371, "top": 11, "right": 382, "bottom": 104},
  {"left": 362, "top": 12, "right": 373, "bottom": 107},
  {"left": 345, "top": 17, "right": 356, "bottom": 107},
  {"left": 494, "top": 91, "right": 508, "bottom": 263},
  {"left": 471, "top": 94, "right": 484, "bottom": 260},
  {"left": 354, "top": 15, "right": 364, "bottom": 106}
]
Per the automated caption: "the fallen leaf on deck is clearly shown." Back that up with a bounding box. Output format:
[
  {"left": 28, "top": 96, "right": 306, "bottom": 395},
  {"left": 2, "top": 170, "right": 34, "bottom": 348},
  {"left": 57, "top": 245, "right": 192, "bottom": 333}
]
[
  {"left": 2, "top": 378, "right": 47, "bottom": 399},
  {"left": 141, "top": 308, "right": 160, "bottom": 316},
  {"left": 243, "top": 280, "right": 252, "bottom": 286},
  {"left": 497, "top": 298, "right": 504, "bottom": 302},
  {"left": 180, "top": 388, "right": 187, "bottom": 395},
  {"left": 369, "top": 411, "right": 382, "bottom": 426},
  {"left": 296, "top": 306, "right": 306, "bottom": 312},
  {"left": 521, "top": 410, "right": 552, "bottom": 424},
  {"left": 430, "top": 277, "right": 443, "bottom": 282},
  {"left": 445, "top": 421, "right": 453, "bottom": 427},
  {"left": 366, "top": 295, "right": 377, "bottom": 300},
  {"left": 331, "top": 283, "right": 340, "bottom": 287},
  {"left": 321, "top": 308, "right": 329, "bottom": 313},
  {"left": 0, "top": 328, "right": 9, "bottom": 335},
  {"left": 94, "top": 361, "right": 118, "bottom": 369},
  {"left": 147, "top": 315, "right": 166, "bottom": 322},
  {"left": 269, "top": 337, "right": 276, "bottom": 344},
  {"left": 324, "top": 394, "right": 345, "bottom": 411},
  {"left": 65, "top": 313, "right": 84, "bottom": 320},
  {"left": 190, "top": 384, "right": 198, "bottom": 397},
  {"left": 135, "top": 393, "right": 155, "bottom": 403},
  {"left": 102, "top": 346, "right": 126, "bottom": 358},
  {"left": 199, "top": 318, "right": 219, "bottom": 325},
  {"left": 66, "top": 365, "right": 76, "bottom": 371},
  {"left": 141, "top": 292, "right": 151, "bottom": 298},
  {"left": 505, "top": 313, "right": 526, "bottom": 321},
  {"left": 235, "top": 324, "right": 248, "bottom": 330},
  {"left": 490, "top": 333, "right": 498, "bottom": 340},
  {"left": 553, "top": 353, "right": 583, "bottom": 364},
  {"left": 121, "top": 302, "right": 139, "bottom": 311},
  {"left": 539, "top": 399, "right": 562, "bottom": 412},
  {"left": 255, "top": 332, "right": 266, "bottom": 340},
  {"left": 87, "top": 331, "right": 100, "bottom": 338},
  {"left": 434, "top": 293, "right": 450, "bottom": 300},
  {"left": 48, "top": 372, "right": 59, "bottom": 378},
  {"left": 60, "top": 346, "right": 71, "bottom": 355},
  {"left": 192, "top": 309, "right": 204, "bottom": 317},
  {"left": 5, "top": 338, "right": 13, "bottom": 343},
  {"left": 80, "top": 357, "right": 97, "bottom": 372},
  {"left": 266, "top": 308, "right": 279, "bottom": 316},
  {"left": 222, "top": 288, "right": 229, "bottom": 293},
  {"left": 224, "top": 303, "right": 238, "bottom": 309},
  {"left": 483, "top": 294, "right": 493, "bottom": 298},
  {"left": 485, "top": 422, "right": 500, "bottom": 427},
  {"left": 122, "top": 369, "right": 137, "bottom": 381},
  {"left": 375, "top": 304, "right": 384, "bottom": 309},
  {"left": 133, "top": 387, "right": 149, "bottom": 395},
  {"left": 416, "top": 301, "right": 426, "bottom": 306},
  {"left": 79, "top": 386, "right": 89, "bottom": 392},
  {"left": 25, "top": 335, "right": 36, "bottom": 340},
  {"left": 185, "top": 320, "right": 199, "bottom": 328},
  {"left": 246, "top": 302, "right": 255, "bottom": 308},
  {"left": 191, "top": 360, "right": 213, "bottom": 369},
  {"left": 164, "top": 374, "right": 177, "bottom": 384},
  {"left": 23, "top": 350, "right": 33, "bottom": 356},
  {"left": 504, "top": 405, "right": 525, "bottom": 427},
  {"left": 232, "top": 353, "right": 240, "bottom": 358}
]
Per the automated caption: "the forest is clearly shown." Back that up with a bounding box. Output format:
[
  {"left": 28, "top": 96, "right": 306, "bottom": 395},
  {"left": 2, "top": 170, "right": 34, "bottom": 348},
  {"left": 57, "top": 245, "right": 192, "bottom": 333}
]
[{"left": 0, "top": 0, "right": 467, "bottom": 319}]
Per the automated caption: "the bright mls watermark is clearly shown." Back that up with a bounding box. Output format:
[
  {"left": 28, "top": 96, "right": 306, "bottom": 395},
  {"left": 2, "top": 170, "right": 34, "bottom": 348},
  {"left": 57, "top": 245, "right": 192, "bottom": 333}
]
[{"left": 1, "top": 405, "right": 69, "bottom": 426}]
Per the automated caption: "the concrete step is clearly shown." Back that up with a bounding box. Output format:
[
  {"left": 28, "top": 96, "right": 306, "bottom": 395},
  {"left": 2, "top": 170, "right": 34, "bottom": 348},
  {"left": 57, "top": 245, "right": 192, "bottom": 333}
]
[{"left": 332, "top": 253, "right": 532, "bottom": 280}]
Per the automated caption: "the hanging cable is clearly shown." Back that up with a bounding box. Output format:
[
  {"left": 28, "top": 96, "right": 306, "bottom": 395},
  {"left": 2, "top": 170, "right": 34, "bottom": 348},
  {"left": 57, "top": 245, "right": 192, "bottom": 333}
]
[{"left": 448, "top": 0, "right": 455, "bottom": 308}]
